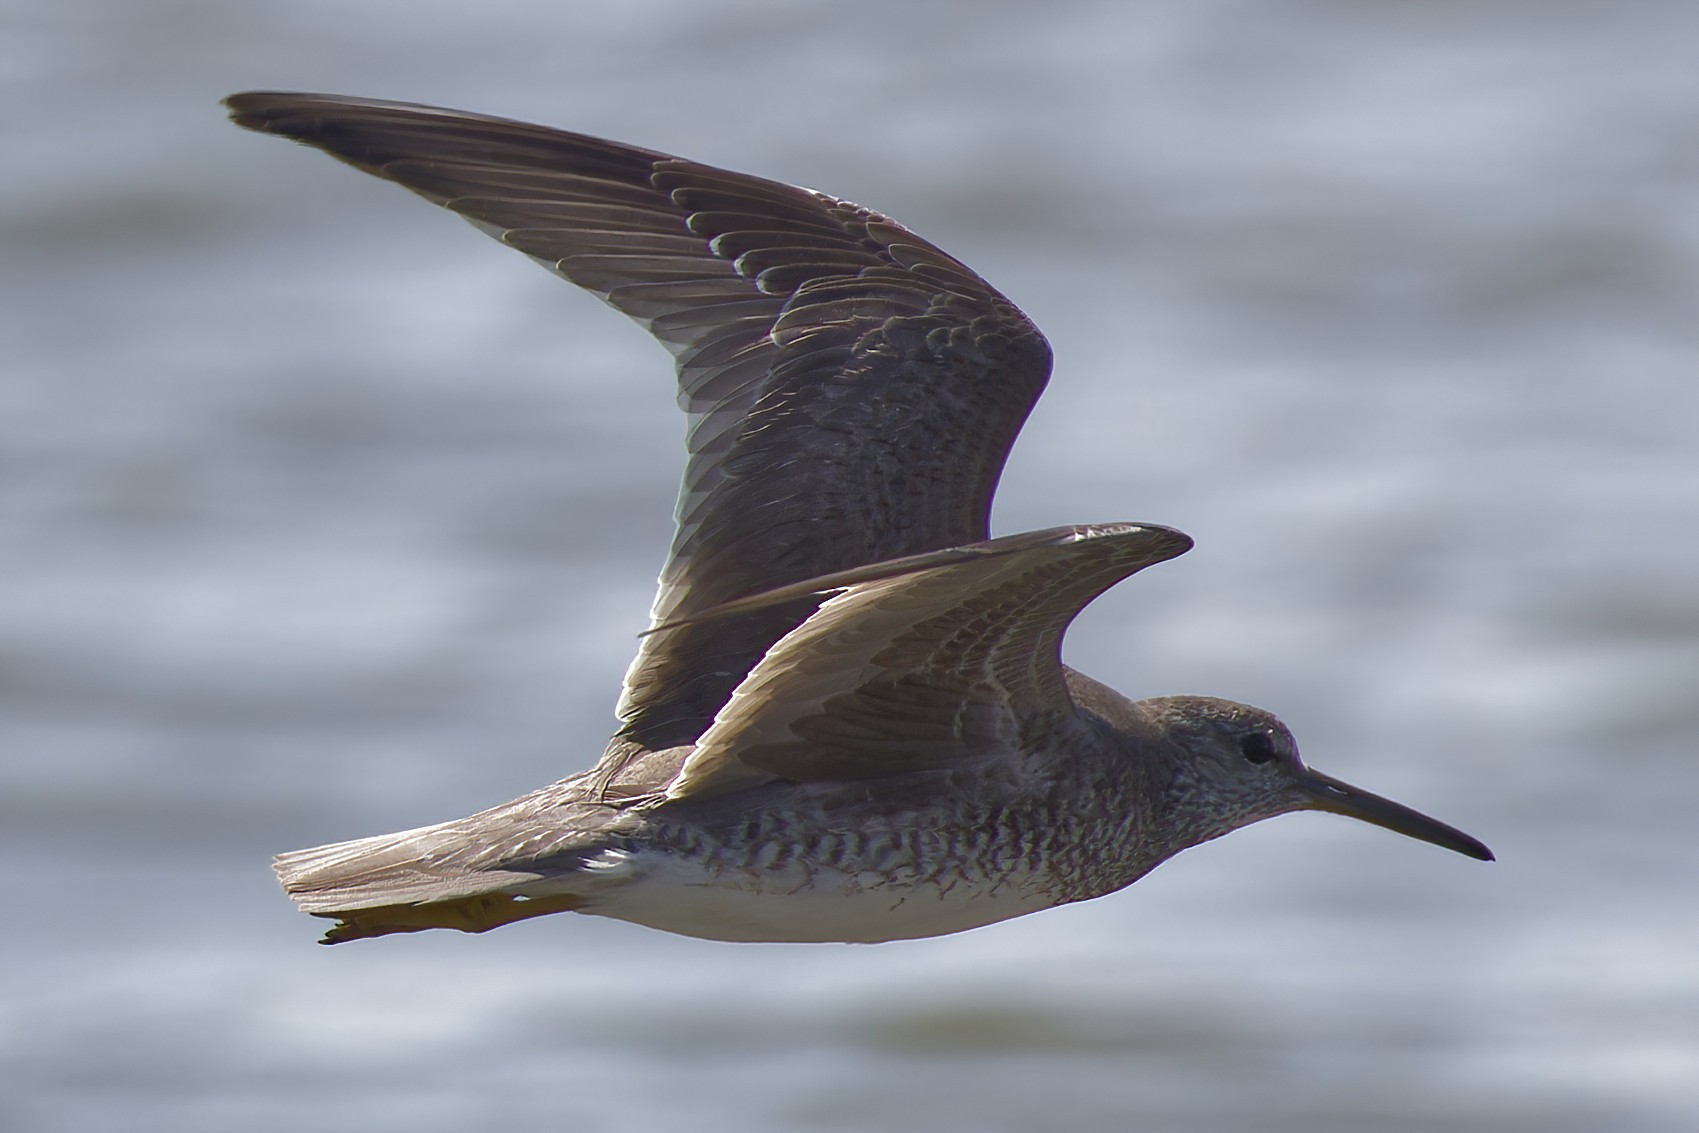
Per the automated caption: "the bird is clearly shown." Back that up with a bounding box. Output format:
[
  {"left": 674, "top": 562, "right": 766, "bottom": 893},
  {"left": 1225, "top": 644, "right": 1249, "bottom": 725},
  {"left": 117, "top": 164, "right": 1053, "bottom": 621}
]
[{"left": 224, "top": 91, "right": 1492, "bottom": 946}]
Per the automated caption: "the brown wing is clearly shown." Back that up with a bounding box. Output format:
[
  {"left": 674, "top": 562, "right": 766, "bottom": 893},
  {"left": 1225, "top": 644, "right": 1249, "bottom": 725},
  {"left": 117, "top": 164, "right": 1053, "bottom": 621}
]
[
  {"left": 225, "top": 92, "right": 1053, "bottom": 749},
  {"left": 665, "top": 523, "right": 1194, "bottom": 801}
]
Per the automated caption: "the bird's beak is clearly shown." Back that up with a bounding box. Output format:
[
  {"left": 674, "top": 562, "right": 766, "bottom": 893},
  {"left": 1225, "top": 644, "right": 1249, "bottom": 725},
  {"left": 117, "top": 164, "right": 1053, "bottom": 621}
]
[{"left": 1295, "top": 768, "right": 1494, "bottom": 861}]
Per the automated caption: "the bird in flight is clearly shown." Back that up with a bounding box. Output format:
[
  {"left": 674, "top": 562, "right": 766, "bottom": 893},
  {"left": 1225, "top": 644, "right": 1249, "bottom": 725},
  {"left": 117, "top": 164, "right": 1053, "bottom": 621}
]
[{"left": 225, "top": 92, "right": 1491, "bottom": 946}]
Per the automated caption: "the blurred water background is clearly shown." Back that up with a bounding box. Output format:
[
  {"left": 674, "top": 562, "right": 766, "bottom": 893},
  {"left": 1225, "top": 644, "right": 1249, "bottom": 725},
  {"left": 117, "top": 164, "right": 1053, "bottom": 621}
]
[{"left": 3, "top": 1, "right": 1697, "bottom": 1130}]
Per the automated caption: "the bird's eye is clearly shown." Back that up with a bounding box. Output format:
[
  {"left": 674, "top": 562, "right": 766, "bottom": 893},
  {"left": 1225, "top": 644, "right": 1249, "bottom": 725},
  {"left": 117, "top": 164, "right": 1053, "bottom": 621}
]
[{"left": 1239, "top": 730, "right": 1279, "bottom": 765}]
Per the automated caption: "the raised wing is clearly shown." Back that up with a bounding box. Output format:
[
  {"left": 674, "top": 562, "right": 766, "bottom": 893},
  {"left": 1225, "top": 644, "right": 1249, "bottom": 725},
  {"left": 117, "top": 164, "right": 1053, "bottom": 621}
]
[
  {"left": 226, "top": 92, "right": 1053, "bottom": 749},
  {"left": 664, "top": 523, "right": 1194, "bottom": 801}
]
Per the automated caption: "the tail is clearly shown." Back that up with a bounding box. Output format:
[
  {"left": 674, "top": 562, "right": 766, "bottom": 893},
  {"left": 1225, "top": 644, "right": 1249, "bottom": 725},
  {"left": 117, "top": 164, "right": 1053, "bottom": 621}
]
[{"left": 274, "top": 822, "right": 585, "bottom": 944}]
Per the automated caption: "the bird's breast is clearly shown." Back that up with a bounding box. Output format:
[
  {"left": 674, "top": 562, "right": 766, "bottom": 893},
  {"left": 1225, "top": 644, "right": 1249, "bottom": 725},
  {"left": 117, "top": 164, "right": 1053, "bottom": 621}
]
[{"left": 561, "top": 799, "right": 1151, "bottom": 943}]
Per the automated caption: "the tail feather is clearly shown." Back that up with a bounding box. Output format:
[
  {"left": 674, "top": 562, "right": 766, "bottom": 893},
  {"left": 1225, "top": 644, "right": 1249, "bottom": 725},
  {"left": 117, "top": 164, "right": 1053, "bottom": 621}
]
[
  {"left": 273, "top": 822, "right": 488, "bottom": 911},
  {"left": 273, "top": 822, "right": 583, "bottom": 944}
]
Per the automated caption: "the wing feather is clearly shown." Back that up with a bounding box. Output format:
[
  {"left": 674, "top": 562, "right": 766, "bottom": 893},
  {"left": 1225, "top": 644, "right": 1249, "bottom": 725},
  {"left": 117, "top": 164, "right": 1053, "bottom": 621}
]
[
  {"left": 226, "top": 92, "right": 1053, "bottom": 748},
  {"left": 664, "top": 523, "right": 1194, "bottom": 800}
]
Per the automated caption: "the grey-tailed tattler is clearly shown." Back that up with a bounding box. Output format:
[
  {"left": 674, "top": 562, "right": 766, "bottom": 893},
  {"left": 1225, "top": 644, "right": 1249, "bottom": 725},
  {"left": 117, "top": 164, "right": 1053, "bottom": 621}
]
[{"left": 226, "top": 92, "right": 1492, "bottom": 945}]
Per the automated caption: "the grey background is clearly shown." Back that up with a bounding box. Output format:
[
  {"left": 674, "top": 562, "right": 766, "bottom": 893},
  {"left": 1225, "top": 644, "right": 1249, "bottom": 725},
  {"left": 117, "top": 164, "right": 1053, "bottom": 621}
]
[{"left": 4, "top": 1, "right": 1696, "bottom": 1130}]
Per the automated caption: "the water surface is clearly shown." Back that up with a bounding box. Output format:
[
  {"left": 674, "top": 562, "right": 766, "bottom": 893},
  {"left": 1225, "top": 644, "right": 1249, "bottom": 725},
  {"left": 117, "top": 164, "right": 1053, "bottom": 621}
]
[{"left": 3, "top": 3, "right": 1696, "bottom": 1130}]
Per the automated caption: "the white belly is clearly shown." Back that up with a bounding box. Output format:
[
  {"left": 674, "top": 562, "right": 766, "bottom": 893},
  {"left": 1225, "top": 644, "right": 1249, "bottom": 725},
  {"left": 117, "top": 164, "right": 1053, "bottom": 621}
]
[{"left": 549, "top": 849, "right": 1060, "bottom": 943}]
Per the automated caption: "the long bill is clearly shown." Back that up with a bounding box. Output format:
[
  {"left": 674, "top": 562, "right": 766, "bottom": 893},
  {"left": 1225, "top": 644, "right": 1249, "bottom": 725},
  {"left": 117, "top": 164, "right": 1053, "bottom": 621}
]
[{"left": 1297, "top": 768, "right": 1494, "bottom": 861}]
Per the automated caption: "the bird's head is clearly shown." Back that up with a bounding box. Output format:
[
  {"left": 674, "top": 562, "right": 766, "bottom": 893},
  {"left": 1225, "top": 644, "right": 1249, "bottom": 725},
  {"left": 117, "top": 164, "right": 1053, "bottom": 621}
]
[{"left": 1141, "top": 695, "right": 1493, "bottom": 861}]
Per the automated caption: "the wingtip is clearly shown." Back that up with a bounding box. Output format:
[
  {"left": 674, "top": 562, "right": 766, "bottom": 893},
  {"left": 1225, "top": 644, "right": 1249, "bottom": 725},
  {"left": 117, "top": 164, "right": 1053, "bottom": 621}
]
[
  {"left": 222, "top": 90, "right": 291, "bottom": 131},
  {"left": 638, "top": 522, "right": 1194, "bottom": 640},
  {"left": 222, "top": 91, "right": 375, "bottom": 133}
]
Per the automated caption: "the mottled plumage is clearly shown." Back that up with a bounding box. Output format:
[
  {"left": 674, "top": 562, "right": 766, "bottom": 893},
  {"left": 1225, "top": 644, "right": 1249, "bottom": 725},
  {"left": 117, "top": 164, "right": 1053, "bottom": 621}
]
[{"left": 227, "top": 92, "right": 1490, "bottom": 946}]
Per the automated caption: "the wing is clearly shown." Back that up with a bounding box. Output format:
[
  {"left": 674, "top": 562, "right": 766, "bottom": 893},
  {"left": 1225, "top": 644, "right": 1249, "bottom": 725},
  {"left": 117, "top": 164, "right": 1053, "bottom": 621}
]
[
  {"left": 225, "top": 92, "right": 1053, "bottom": 749},
  {"left": 663, "top": 522, "right": 1194, "bottom": 801}
]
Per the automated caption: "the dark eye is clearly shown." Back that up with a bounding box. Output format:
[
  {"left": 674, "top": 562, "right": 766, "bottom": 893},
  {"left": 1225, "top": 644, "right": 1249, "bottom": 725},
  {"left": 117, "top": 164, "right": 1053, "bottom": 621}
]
[{"left": 1239, "top": 730, "right": 1279, "bottom": 765}]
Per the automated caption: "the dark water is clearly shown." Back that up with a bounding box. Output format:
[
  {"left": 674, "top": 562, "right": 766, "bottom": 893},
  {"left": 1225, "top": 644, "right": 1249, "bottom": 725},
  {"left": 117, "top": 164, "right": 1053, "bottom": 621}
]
[{"left": 4, "top": 2, "right": 1697, "bottom": 1130}]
